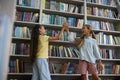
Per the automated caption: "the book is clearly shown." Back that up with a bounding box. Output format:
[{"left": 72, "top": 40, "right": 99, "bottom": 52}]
[
  {"left": 114, "top": 25, "right": 120, "bottom": 31},
  {"left": 76, "top": 19, "right": 84, "bottom": 28},
  {"left": 61, "top": 62, "right": 70, "bottom": 74},
  {"left": 52, "top": 62, "right": 63, "bottom": 73}
]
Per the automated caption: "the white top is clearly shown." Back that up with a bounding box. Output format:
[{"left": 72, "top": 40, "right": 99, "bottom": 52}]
[{"left": 68, "top": 32, "right": 101, "bottom": 64}]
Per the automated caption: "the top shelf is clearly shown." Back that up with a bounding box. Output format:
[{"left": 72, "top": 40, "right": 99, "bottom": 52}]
[{"left": 16, "top": 5, "right": 120, "bottom": 23}]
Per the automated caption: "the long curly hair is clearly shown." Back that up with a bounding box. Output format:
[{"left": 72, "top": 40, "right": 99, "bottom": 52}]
[{"left": 30, "top": 25, "right": 41, "bottom": 62}]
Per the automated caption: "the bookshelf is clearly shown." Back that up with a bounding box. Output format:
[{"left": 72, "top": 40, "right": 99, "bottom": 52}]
[{"left": 7, "top": 0, "right": 120, "bottom": 80}]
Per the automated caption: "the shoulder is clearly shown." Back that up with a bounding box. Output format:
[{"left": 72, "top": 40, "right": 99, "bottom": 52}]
[
  {"left": 45, "top": 35, "right": 49, "bottom": 37},
  {"left": 90, "top": 37, "right": 97, "bottom": 43},
  {"left": 44, "top": 35, "right": 49, "bottom": 39},
  {"left": 39, "top": 35, "right": 49, "bottom": 39}
]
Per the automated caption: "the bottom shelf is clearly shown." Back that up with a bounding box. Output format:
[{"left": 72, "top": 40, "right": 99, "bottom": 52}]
[{"left": 8, "top": 73, "right": 120, "bottom": 80}]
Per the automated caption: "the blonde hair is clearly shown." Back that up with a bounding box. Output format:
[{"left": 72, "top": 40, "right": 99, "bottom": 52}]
[{"left": 77, "top": 24, "right": 96, "bottom": 48}]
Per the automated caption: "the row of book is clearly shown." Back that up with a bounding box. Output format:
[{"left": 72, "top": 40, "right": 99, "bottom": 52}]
[
  {"left": 12, "top": 26, "right": 76, "bottom": 41},
  {"left": 49, "top": 62, "right": 78, "bottom": 74},
  {"left": 9, "top": 59, "right": 32, "bottom": 73},
  {"left": 9, "top": 58, "right": 120, "bottom": 74},
  {"left": 49, "top": 45, "right": 120, "bottom": 59},
  {"left": 15, "top": 10, "right": 119, "bottom": 32},
  {"left": 16, "top": 0, "right": 40, "bottom": 8},
  {"left": 13, "top": 26, "right": 31, "bottom": 38},
  {"left": 41, "top": 13, "right": 119, "bottom": 31},
  {"left": 10, "top": 43, "right": 30, "bottom": 55},
  {"left": 87, "top": 7, "right": 118, "bottom": 19},
  {"left": 45, "top": 0, "right": 84, "bottom": 13},
  {"left": 49, "top": 45, "right": 79, "bottom": 58},
  {"left": 14, "top": 21, "right": 118, "bottom": 33},
  {"left": 16, "top": 11, "right": 39, "bottom": 22},
  {"left": 100, "top": 49, "right": 120, "bottom": 59},
  {"left": 87, "top": 20, "right": 115, "bottom": 31},
  {"left": 10, "top": 42, "right": 120, "bottom": 59},
  {"left": 13, "top": 25, "right": 120, "bottom": 43},
  {"left": 86, "top": 0, "right": 116, "bottom": 6},
  {"left": 98, "top": 64, "right": 120, "bottom": 74},
  {"left": 96, "top": 32, "right": 120, "bottom": 45},
  {"left": 42, "top": 13, "right": 84, "bottom": 27},
  {"left": 46, "top": 30, "right": 69, "bottom": 41},
  {"left": 49, "top": 61, "right": 120, "bottom": 74}
]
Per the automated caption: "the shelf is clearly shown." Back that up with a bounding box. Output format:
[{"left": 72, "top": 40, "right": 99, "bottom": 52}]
[
  {"left": 42, "top": 24, "right": 82, "bottom": 32},
  {"left": 14, "top": 21, "right": 120, "bottom": 36},
  {"left": 98, "top": 74, "right": 120, "bottom": 77},
  {"left": 10, "top": 54, "right": 30, "bottom": 60},
  {"left": 86, "top": 2, "right": 116, "bottom": 9},
  {"left": 55, "top": 0, "right": 84, "bottom": 5},
  {"left": 87, "top": 15, "right": 120, "bottom": 23},
  {"left": 49, "top": 40, "right": 76, "bottom": 46},
  {"left": 10, "top": 54, "right": 29, "bottom": 57},
  {"left": 49, "top": 56, "right": 79, "bottom": 60},
  {"left": 102, "top": 59, "right": 120, "bottom": 62},
  {"left": 99, "top": 44, "right": 120, "bottom": 48},
  {"left": 93, "top": 29, "right": 120, "bottom": 36},
  {"left": 51, "top": 74, "right": 81, "bottom": 77},
  {"left": 14, "top": 21, "right": 82, "bottom": 32},
  {"left": 42, "top": 24, "right": 120, "bottom": 36},
  {"left": 16, "top": 5, "right": 40, "bottom": 12},
  {"left": 42, "top": 9, "right": 84, "bottom": 18},
  {"left": 50, "top": 57, "right": 120, "bottom": 63},
  {"left": 52, "top": 74, "right": 120, "bottom": 77},
  {"left": 10, "top": 55, "right": 120, "bottom": 62},
  {"left": 8, "top": 73, "right": 32, "bottom": 76},
  {"left": 8, "top": 73, "right": 120, "bottom": 77},
  {"left": 12, "top": 37, "right": 120, "bottom": 48},
  {"left": 12, "top": 37, "right": 30, "bottom": 43},
  {"left": 49, "top": 57, "right": 120, "bottom": 62},
  {"left": 12, "top": 37, "right": 75, "bottom": 46},
  {"left": 14, "top": 21, "right": 39, "bottom": 26}
]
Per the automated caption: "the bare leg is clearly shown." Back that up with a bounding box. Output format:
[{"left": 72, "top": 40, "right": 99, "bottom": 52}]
[
  {"left": 92, "top": 74, "right": 101, "bottom": 80},
  {"left": 81, "top": 74, "right": 87, "bottom": 80}
]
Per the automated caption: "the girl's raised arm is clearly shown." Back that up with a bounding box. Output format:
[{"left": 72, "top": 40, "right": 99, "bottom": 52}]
[{"left": 48, "top": 22, "right": 68, "bottom": 41}]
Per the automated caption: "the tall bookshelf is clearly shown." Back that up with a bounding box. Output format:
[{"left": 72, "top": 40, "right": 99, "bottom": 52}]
[{"left": 7, "top": 0, "right": 120, "bottom": 80}]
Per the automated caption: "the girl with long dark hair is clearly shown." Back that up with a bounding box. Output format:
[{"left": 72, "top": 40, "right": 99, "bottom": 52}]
[{"left": 30, "top": 22, "right": 68, "bottom": 80}]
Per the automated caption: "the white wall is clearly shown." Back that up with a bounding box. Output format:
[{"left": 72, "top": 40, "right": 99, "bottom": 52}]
[
  {"left": 0, "top": 0, "right": 16, "bottom": 80},
  {"left": 0, "top": 0, "right": 16, "bottom": 21}
]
